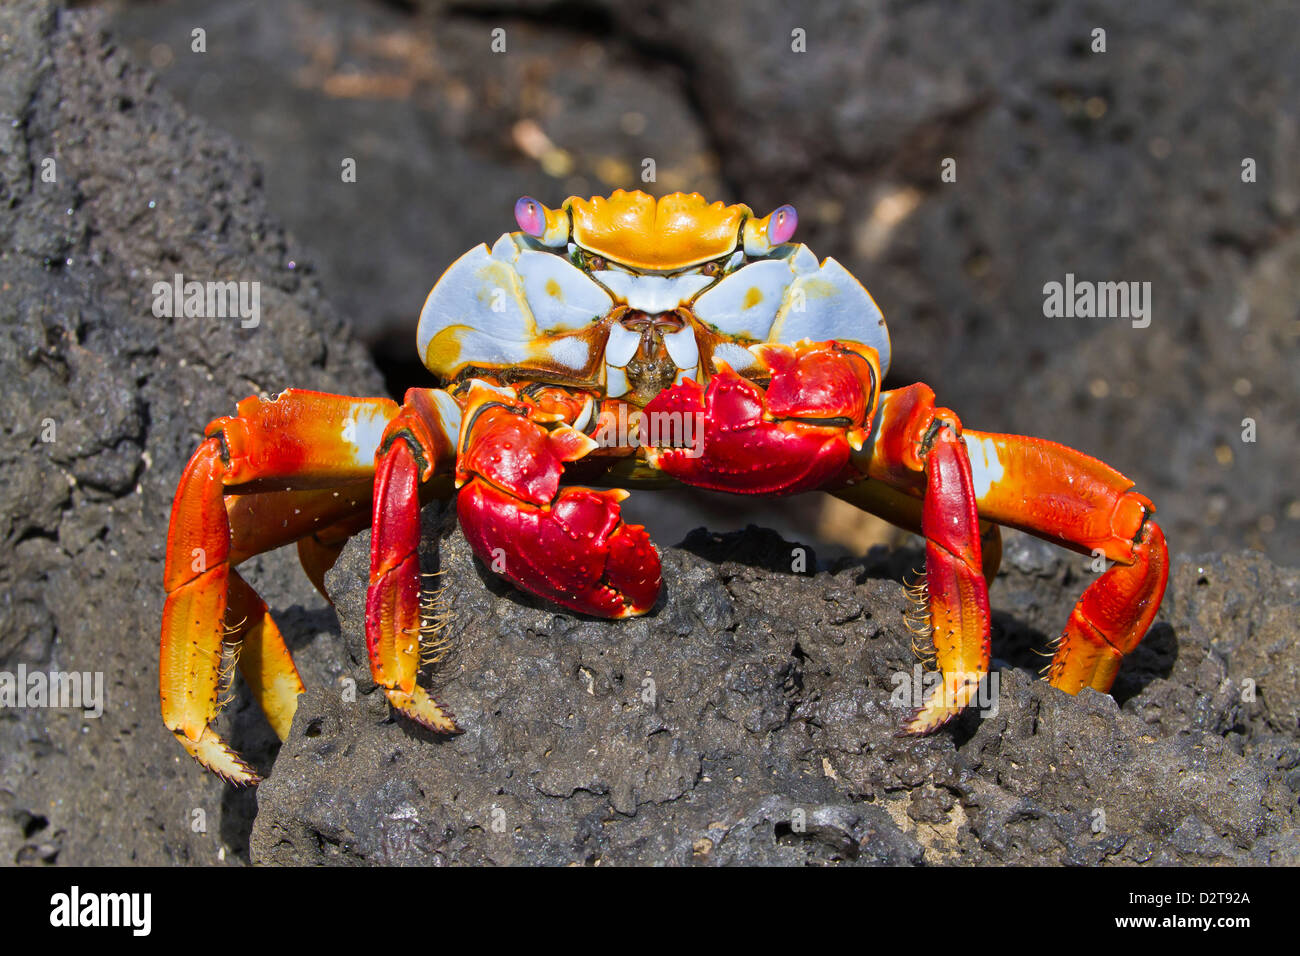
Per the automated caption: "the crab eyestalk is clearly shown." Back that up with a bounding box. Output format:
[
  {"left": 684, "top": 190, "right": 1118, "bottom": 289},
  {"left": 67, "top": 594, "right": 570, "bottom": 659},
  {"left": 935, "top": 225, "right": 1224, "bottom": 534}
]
[
  {"left": 514, "top": 195, "right": 570, "bottom": 247},
  {"left": 742, "top": 203, "right": 798, "bottom": 256}
]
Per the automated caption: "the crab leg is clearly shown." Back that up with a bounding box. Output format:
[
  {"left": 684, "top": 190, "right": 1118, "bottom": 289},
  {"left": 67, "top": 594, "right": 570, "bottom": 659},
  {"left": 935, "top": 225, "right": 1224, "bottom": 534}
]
[
  {"left": 162, "top": 442, "right": 313, "bottom": 781},
  {"left": 226, "top": 480, "right": 375, "bottom": 569},
  {"left": 1049, "top": 519, "right": 1168, "bottom": 692},
  {"left": 904, "top": 414, "right": 993, "bottom": 732},
  {"left": 366, "top": 389, "right": 461, "bottom": 732},
  {"left": 161, "top": 390, "right": 400, "bottom": 783},
  {"left": 295, "top": 509, "right": 373, "bottom": 600},
  {"left": 948, "top": 426, "right": 1168, "bottom": 694},
  {"left": 859, "top": 384, "right": 1169, "bottom": 721},
  {"left": 958, "top": 428, "right": 1170, "bottom": 694},
  {"left": 161, "top": 438, "right": 250, "bottom": 782},
  {"left": 226, "top": 569, "right": 303, "bottom": 740}
]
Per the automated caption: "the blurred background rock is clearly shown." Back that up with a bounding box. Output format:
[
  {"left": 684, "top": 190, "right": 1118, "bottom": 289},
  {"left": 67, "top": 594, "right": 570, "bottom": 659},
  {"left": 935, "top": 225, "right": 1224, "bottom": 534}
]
[{"left": 106, "top": 0, "right": 1299, "bottom": 565}]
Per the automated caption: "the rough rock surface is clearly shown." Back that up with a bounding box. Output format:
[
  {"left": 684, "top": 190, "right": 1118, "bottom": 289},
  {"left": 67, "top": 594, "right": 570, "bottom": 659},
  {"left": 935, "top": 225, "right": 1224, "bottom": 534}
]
[
  {"left": 0, "top": 0, "right": 380, "bottom": 865},
  {"left": 249, "top": 510, "right": 1299, "bottom": 866}
]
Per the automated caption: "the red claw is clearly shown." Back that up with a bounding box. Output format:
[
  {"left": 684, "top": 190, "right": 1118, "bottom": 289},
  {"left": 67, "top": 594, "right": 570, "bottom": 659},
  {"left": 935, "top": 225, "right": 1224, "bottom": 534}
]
[
  {"left": 644, "top": 343, "right": 876, "bottom": 495},
  {"left": 458, "top": 480, "right": 660, "bottom": 617},
  {"left": 455, "top": 387, "right": 659, "bottom": 618}
]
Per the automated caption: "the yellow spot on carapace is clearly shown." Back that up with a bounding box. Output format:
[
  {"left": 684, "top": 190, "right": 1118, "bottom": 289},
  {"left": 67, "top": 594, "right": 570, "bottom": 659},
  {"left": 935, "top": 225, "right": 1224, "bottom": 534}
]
[
  {"left": 546, "top": 278, "right": 562, "bottom": 299},
  {"left": 743, "top": 287, "right": 763, "bottom": 310},
  {"left": 799, "top": 277, "right": 837, "bottom": 301},
  {"left": 424, "top": 328, "right": 468, "bottom": 376}
]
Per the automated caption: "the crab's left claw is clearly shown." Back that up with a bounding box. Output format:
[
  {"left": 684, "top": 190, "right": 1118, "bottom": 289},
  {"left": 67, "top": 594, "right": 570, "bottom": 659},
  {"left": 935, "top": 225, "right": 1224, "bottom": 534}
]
[{"left": 643, "top": 341, "right": 876, "bottom": 494}]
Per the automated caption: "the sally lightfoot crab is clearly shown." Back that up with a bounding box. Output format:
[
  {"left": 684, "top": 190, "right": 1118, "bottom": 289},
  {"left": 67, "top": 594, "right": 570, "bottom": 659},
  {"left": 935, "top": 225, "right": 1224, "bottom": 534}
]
[{"left": 160, "top": 190, "right": 1169, "bottom": 784}]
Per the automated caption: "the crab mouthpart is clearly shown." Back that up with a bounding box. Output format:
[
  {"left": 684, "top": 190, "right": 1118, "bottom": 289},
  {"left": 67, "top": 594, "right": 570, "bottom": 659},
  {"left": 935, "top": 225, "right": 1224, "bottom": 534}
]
[{"left": 604, "top": 310, "right": 698, "bottom": 405}]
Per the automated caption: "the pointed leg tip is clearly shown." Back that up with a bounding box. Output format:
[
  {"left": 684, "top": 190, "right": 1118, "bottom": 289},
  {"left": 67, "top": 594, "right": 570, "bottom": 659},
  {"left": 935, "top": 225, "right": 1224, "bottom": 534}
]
[
  {"left": 614, "top": 600, "right": 655, "bottom": 619},
  {"left": 385, "top": 687, "right": 461, "bottom": 736},
  {"left": 222, "top": 768, "right": 264, "bottom": 788},
  {"left": 897, "top": 706, "right": 958, "bottom": 737},
  {"left": 897, "top": 678, "right": 985, "bottom": 736},
  {"left": 176, "top": 728, "right": 262, "bottom": 786},
  {"left": 408, "top": 710, "right": 463, "bottom": 736}
]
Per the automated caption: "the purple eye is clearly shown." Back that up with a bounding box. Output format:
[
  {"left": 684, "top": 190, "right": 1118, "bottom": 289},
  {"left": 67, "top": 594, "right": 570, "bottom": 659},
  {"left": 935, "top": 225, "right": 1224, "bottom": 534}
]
[
  {"left": 515, "top": 196, "right": 546, "bottom": 237},
  {"left": 768, "top": 204, "right": 797, "bottom": 245}
]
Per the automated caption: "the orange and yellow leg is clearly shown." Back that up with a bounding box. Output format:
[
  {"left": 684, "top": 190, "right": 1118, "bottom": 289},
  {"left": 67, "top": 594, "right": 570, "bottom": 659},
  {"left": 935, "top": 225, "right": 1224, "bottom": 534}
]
[
  {"left": 161, "top": 389, "right": 400, "bottom": 783},
  {"left": 959, "top": 428, "right": 1169, "bottom": 695},
  {"left": 856, "top": 383, "right": 1169, "bottom": 729}
]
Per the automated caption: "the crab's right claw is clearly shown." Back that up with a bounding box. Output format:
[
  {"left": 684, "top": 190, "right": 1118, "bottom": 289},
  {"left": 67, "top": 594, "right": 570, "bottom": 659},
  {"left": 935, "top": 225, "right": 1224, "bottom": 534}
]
[
  {"left": 454, "top": 391, "right": 661, "bottom": 618},
  {"left": 459, "top": 481, "right": 660, "bottom": 618}
]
